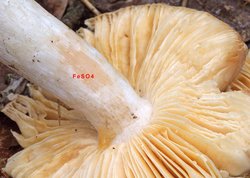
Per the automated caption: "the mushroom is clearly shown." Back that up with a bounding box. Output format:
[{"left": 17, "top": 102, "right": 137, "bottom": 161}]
[
  {"left": 0, "top": 1, "right": 250, "bottom": 177},
  {"left": 229, "top": 51, "right": 250, "bottom": 91}
]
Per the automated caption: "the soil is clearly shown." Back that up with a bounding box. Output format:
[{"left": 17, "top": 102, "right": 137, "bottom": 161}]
[
  {"left": 0, "top": 0, "right": 249, "bottom": 177},
  {"left": 0, "top": 114, "right": 21, "bottom": 178}
]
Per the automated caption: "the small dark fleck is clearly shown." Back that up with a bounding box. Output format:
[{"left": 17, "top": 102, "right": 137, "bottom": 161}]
[
  {"left": 37, "top": 60, "right": 40, "bottom": 63},
  {"left": 133, "top": 115, "right": 137, "bottom": 119},
  {"left": 51, "top": 40, "right": 54, "bottom": 43},
  {"left": 32, "top": 59, "right": 35, "bottom": 62},
  {"left": 75, "top": 129, "right": 77, "bottom": 132},
  {"left": 124, "top": 34, "right": 128, "bottom": 38},
  {"left": 131, "top": 113, "right": 134, "bottom": 116},
  {"left": 7, "top": 37, "right": 10, "bottom": 40},
  {"left": 139, "top": 89, "right": 142, "bottom": 92},
  {"left": 112, "top": 147, "right": 115, "bottom": 150}
]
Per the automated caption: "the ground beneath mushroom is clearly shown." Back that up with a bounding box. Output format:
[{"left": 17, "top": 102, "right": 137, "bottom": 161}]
[
  {"left": 0, "top": 0, "right": 249, "bottom": 177},
  {"left": 0, "top": 114, "right": 21, "bottom": 178}
]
